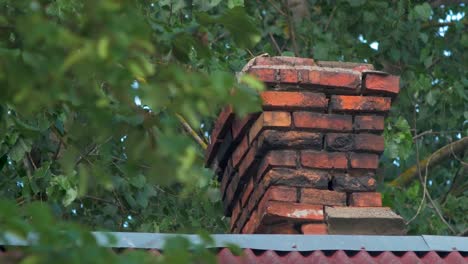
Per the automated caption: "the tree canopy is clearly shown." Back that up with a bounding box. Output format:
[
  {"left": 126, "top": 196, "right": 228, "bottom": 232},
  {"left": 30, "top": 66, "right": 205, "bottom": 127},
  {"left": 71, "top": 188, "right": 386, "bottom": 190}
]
[{"left": 0, "top": 0, "right": 467, "bottom": 263}]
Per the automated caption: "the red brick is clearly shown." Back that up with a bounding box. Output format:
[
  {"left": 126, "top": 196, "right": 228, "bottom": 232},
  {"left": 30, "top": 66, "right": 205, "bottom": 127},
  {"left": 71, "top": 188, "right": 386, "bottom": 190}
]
[
  {"left": 232, "top": 136, "right": 249, "bottom": 168},
  {"left": 301, "top": 223, "right": 328, "bottom": 234},
  {"left": 248, "top": 67, "right": 277, "bottom": 83},
  {"left": 204, "top": 140, "right": 221, "bottom": 168},
  {"left": 257, "top": 150, "right": 297, "bottom": 179},
  {"left": 326, "top": 133, "right": 384, "bottom": 153},
  {"left": 264, "top": 201, "right": 324, "bottom": 223},
  {"left": 326, "top": 133, "right": 354, "bottom": 151},
  {"left": 210, "top": 106, "right": 234, "bottom": 142},
  {"left": 279, "top": 68, "right": 299, "bottom": 83},
  {"left": 231, "top": 113, "right": 258, "bottom": 142},
  {"left": 257, "top": 222, "right": 300, "bottom": 234},
  {"left": 223, "top": 172, "right": 240, "bottom": 213},
  {"left": 354, "top": 134, "right": 384, "bottom": 153},
  {"left": 258, "top": 130, "right": 322, "bottom": 150},
  {"left": 364, "top": 73, "right": 400, "bottom": 95},
  {"left": 307, "top": 69, "right": 360, "bottom": 90},
  {"left": 262, "top": 168, "right": 329, "bottom": 189},
  {"left": 230, "top": 200, "right": 242, "bottom": 229},
  {"left": 330, "top": 95, "right": 391, "bottom": 112},
  {"left": 220, "top": 160, "right": 233, "bottom": 197},
  {"left": 355, "top": 115, "right": 385, "bottom": 132},
  {"left": 205, "top": 106, "right": 234, "bottom": 166},
  {"left": 249, "top": 112, "right": 292, "bottom": 144},
  {"left": 241, "top": 178, "right": 255, "bottom": 207},
  {"left": 301, "top": 151, "right": 347, "bottom": 169},
  {"left": 349, "top": 192, "right": 382, "bottom": 207},
  {"left": 241, "top": 211, "right": 260, "bottom": 234},
  {"left": 260, "top": 91, "right": 328, "bottom": 110},
  {"left": 332, "top": 175, "right": 377, "bottom": 192},
  {"left": 255, "top": 56, "right": 315, "bottom": 66},
  {"left": 301, "top": 189, "right": 346, "bottom": 206},
  {"left": 350, "top": 153, "right": 379, "bottom": 169},
  {"left": 264, "top": 185, "right": 298, "bottom": 203},
  {"left": 293, "top": 112, "right": 352, "bottom": 131},
  {"left": 237, "top": 141, "right": 258, "bottom": 179}
]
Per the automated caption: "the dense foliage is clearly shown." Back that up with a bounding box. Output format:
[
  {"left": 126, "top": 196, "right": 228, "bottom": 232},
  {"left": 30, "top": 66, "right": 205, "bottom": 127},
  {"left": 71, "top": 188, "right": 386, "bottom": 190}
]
[{"left": 0, "top": 0, "right": 466, "bottom": 262}]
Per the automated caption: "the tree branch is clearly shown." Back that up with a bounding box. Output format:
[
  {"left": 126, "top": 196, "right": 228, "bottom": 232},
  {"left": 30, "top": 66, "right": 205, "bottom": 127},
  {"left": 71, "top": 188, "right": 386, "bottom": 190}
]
[
  {"left": 176, "top": 113, "right": 207, "bottom": 150},
  {"left": 390, "top": 136, "right": 468, "bottom": 187},
  {"left": 429, "top": 0, "right": 467, "bottom": 8}
]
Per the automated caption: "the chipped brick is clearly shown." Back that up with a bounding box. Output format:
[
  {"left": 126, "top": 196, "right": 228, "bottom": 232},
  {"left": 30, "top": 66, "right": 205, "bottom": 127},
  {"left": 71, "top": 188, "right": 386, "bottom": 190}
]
[
  {"left": 262, "top": 168, "right": 329, "bottom": 189},
  {"left": 293, "top": 112, "right": 353, "bottom": 131},
  {"left": 258, "top": 130, "right": 322, "bottom": 150},
  {"left": 364, "top": 73, "right": 400, "bottom": 95},
  {"left": 332, "top": 175, "right": 377, "bottom": 192},
  {"left": 349, "top": 192, "right": 382, "bottom": 207},
  {"left": 330, "top": 95, "right": 391, "bottom": 112},
  {"left": 301, "top": 189, "right": 346, "bottom": 206},
  {"left": 261, "top": 91, "right": 328, "bottom": 110},
  {"left": 249, "top": 112, "right": 292, "bottom": 144},
  {"left": 301, "top": 151, "right": 348, "bottom": 169}
]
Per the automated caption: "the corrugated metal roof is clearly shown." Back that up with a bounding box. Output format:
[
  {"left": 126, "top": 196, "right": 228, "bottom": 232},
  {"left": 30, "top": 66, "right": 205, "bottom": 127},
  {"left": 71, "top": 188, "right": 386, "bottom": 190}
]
[{"left": 2, "top": 232, "right": 467, "bottom": 263}]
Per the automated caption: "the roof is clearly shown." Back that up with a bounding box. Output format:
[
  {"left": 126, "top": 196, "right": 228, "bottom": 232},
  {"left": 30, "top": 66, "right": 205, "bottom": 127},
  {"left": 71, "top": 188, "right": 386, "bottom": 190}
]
[{"left": 2, "top": 232, "right": 467, "bottom": 263}]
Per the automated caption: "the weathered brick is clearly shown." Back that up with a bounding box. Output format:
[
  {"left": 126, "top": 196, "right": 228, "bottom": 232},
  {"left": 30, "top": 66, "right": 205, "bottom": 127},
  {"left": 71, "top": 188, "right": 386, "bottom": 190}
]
[
  {"left": 301, "top": 189, "right": 346, "bottom": 206},
  {"left": 332, "top": 175, "right": 377, "bottom": 192},
  {"left": 257, "top": 222, "right": 300, "bottom": 234},
  {"left": 237, "top": 141, "right": 258, "bottom": 178},
  {"left": 230, "top": 200, "right": 242, "bottom": 229},
  {"left": 210, "top": 130, "right": 233, "bottom": 173},
  {"left": 255, "top": 56, "right": 315, "bottom": 66},
  {"left": 301, "top": 151, "right": 347, "bottom": 169},
  {"left": 364, "top": 73, "right": 400, "bottom": 95},
  {"left": 325, "top": 206, "right": 406, "bottom": 235},
  {"left": 262, "top": 168, "right": 329, "bottom": 189},
  {"left": 307, "top": 69, "right": 360, "bottom": 91},
  {"left": 330, "top": 95, "right": 391, "bottom": 112},
  {"left": 232, "top": 136, "right": 249, "bottom": 168},
  {"left": 261, "top": 91, "right": 328, "bottom": 110},
  {"left": 326, "top": 133, "right": 384, "bottom": 153},
  {"left": 249, "top": 112, "right": 292, "bottom": 144},
  {"left": 350, "top": 153, "right": 379, "bottom": 169},
  {"left": 241, "top": 210, "right": 260, "bottom": 234},
  {"left": 354, "top": 134, "right": 384, "bottom": 153},
  {"left": 326, "top": 133, "right": 353, "bottom": 151},
  {"left": 204, "top": 140, "right": 221, "bottom": 168},
  {"left": 264, "top": 185, "right": 298, "bottom": 203},
  {"left": 257, "top": 150, "right": 297, "bottom": 179},
  {"left": 258, "top": 130, "right": 322, "bottom": 150},
  {"left": 223, "top": 172, "right": 240, "bottom": 214},
  {"left": 263, "top": 202, "right": 324, "bottom": 223},
  {"left": 241, "top": 178, "right": 255, "bottom": 207},
  {"left": 279, "top": 68, "right": 299, "bottom": 83},
  {"left": 355, "top": 115, "right": 385, "bottom": 132},
  {"left": 293, "top": 112, "right": 353, "bottom": 131},
  {"left": 349, "top": 192, "right": 382, "bottom": 207},
  {"left": 231, "top": 113, "right": 259, "bottom": 142},
  {"left": 220, "top": 160, "right": 233, "bottom": 197},
  {"left": 210, "top": 106, "right": 234, "bottom": 143},
  {"left": 301, "top": 223, "right": 328, "bottom": 234},
  {"left": 248, "top": 67, "right": 277, "bottom": 83}
]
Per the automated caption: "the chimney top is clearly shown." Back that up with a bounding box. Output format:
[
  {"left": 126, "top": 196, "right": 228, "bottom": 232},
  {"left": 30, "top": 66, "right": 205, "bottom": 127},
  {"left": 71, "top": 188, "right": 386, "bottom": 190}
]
[{"left": 206, "top": 56, "right": 405, "bottom": 235}]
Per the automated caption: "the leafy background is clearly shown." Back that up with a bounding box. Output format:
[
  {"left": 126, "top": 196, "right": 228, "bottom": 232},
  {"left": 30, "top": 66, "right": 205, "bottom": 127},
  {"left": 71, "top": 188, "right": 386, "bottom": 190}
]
[{"left": 0, "top": 0, "right": 466, "bottom": 263}]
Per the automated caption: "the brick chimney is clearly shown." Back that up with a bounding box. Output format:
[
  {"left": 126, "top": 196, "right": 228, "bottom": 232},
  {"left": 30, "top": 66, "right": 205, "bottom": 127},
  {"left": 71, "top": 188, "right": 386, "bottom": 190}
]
[{"left": 205, "top": 56, "right": 406, "bottom": 235}]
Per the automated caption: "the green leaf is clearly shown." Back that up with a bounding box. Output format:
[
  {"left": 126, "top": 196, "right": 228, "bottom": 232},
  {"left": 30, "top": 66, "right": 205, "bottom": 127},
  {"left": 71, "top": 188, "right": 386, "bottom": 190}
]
[
  {"left": 414, "top": 3, "right": 432, "bottom": 20},
  {"left": 228, "top": 0, "right": 244, "bottom": 8},
  {"left": 218, "top": 7, "right": 260, "bottom": 48},
  {"left": 347, "top": 0, "right": 366, "bottom": 7},
  {"left": 63, "top": 187, "right": 78, "bottom": 207},
  {"left": 9, "top": 138, "right": 33, "bottom": 162}
]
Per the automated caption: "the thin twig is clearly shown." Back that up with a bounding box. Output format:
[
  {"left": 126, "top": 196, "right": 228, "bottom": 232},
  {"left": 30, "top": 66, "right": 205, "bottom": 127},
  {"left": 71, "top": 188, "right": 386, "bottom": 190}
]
[
  {"left": 176, "top": 113, "right": 207, "bottom": 150},
  {"left": 284, "top": 0, "right": 300, "bottom": 56},
  {"left": 407, "top": 110, "right": 427, "bottom": 224},
  {"left": 27, "top": 152, "right": 37, "bottom": 170},
  {"left": 269, "top": 32, "right": 282, "bottom": 55},
  {"left": 267, "top": 0, "right": 287, "bottom": 16},
  {"left": 324, "top": 6, "right": 337, "bottom": 32}
]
